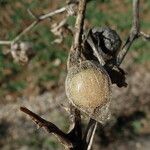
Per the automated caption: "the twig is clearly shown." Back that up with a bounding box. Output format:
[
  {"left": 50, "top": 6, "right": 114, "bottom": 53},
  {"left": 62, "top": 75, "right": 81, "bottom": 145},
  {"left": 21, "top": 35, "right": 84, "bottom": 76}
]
[
  {"left": 140, "top": 31, "right": 150, "bottom": 40},
  {"left": 27, "top": 9, "right": 38, "bottom": 20},
  {"left": 87, "top": 122, "right": 97, "bottom": 150},
  {"left": 72, "top": 108, "right": 82, "bottom": 139},
  {"left": 0, "top": 3, "right": 77, "bottom": 46},
  {"left": 67, "top": 0, "right": 87, "bottom": 68},
  {"left": 83, "top": 119, "right": 97, "bottom": 150},
  {"left": 117, "top": 0, "right": 140, "bottom": 66},
  {"left": 0, "top": 41, "right": 12, "bottom": 45},
  {"left": 39, "top": 4, "right": 75, "bottom": 20},
  {"left": 87, "top": 36, "right": 105, "bottom": 65},
  {"left": 132, "top": 0, "right": 140, "bottom": 32},
  {"left": 73, "top": 0, "right": 87, "bottom": 49},
  {"left": 51, "top": 18, "right": 69, "bottom": 44},
  {"left": 20, "top": 107, "right": 73, "bottom": 148},
  {"left": 12, "top": 21, "right": 38, "bottom": 44}
]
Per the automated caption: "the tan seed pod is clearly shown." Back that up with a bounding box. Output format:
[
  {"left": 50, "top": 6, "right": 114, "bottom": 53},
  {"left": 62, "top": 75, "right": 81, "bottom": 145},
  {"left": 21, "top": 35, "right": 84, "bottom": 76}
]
[{"left": 65, "top": 60, "right": 111, "bottom": 123}]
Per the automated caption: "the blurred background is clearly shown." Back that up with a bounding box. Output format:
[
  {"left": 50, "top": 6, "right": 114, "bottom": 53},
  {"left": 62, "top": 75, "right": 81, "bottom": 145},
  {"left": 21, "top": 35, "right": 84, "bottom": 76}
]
[{"left": 0, "top": 0, "right": 150, "bottom": 150}]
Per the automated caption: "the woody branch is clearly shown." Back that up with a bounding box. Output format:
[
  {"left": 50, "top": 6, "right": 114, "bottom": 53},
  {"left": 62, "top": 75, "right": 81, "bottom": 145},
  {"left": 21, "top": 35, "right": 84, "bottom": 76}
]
[{"left": 117, "top": 0, "right": 149, "bottom": 66}]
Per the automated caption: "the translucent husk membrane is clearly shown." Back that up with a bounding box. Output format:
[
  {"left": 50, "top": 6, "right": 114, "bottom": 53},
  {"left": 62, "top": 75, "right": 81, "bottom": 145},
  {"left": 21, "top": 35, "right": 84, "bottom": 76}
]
[{"left": 65, "top": 60, "right": 111, "bottom": 124}]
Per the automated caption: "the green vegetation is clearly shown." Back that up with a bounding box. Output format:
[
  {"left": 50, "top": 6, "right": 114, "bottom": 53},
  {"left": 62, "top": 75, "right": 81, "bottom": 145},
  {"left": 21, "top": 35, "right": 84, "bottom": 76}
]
[{"left": 131, "top": 120, "right": 142, "bottom": 134}]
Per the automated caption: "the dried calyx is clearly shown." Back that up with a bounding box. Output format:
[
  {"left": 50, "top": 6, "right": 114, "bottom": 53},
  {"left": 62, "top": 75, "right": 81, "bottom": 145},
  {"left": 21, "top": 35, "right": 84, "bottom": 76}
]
[
  {"left": 65, "top": 60, "right": 111, "bottom": 123},
  {"left": 91, "top": 26, "right": 122, "bottom": 55},
  {"left": 83, "top": 26, "right": 122, "bottom": 64}
]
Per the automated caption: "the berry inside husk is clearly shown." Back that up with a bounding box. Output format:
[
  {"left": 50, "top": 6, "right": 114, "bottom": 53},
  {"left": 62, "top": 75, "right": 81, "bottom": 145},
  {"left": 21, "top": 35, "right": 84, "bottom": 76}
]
[{"left": 65, "top": 61, "right": 111, "bottom": 122}]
